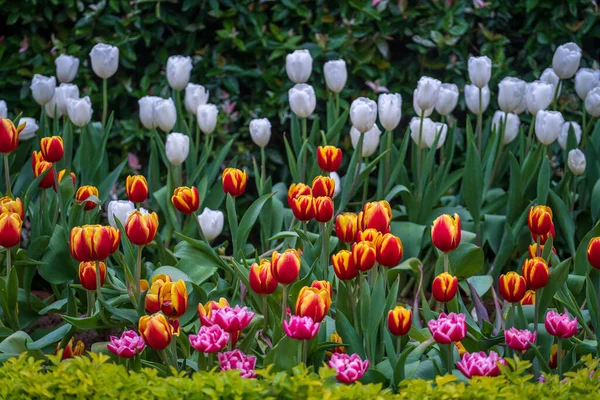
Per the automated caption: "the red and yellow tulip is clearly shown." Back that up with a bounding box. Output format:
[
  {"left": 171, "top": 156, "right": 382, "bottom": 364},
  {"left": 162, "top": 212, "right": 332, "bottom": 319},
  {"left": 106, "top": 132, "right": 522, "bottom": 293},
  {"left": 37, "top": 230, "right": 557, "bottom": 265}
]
[
  {"left": 139, "top": 313, "right": 172, "bottom": 350},
  {"left": 316, "top": 145, "right": 342, "bottom": 172},
  {"left": 75, "top": 185, "right": 99, "bottom": 211},
  {"left": 125, "top": 210, "right": 159, "bottom": 246},
  {"left": 160, "top": 279, "right": 188, "bottom": 319},
  {"left": 0, "top": 212, "right": 22, "bottom": 249},
  {"left": 0, "top": 196, "right": 24, "bottom": 220},
  {"left": 522, "top": 257, "right": 549, "bottom": 290},
  {"left": 358, "top": 200, "right": 392, "bottom": 233},
  {"left": 290, "top": 194, "right": 315, "bottom": 221},
  {"left": 314, "top": 196, "right": 334, "bottom": 223},
  {"left": 126, "top": 175, "right": 149, "bottom": 203},
  {"left": 331, "top": 250, "right": 358, "bottom": 281},
  {"left": 295, "top": 286, "right": 332, "bottom": 323},
  {"left": 311, "top": 175, "right": 335, "bottom": 198},
  {"left": 388, "top": 306, "right": 412, "bottom": 336},
  {"left": 78, "top": 261, "right": 106, "bottom": 291},
  {"left": 351, "top": 240, "right": 377, "bottom": 271},
  {"left": 375, "top": 233, "right": 403, "bottom": 267},
  {"left": 431, "top": 272, "right": 459, "bottom": 302},
  {"left": 0, "top": 118, "right": 24, "bottom": 154},
  {"left": 222, "top": 168, "right": 247, "bottom": 197},
  {"left": 249, "top": 259, "right": 278, "bottom": 295},
  {"left": 271, "top": 249, "right": 301, "bottom": 285},
  {"left": 335, "top": 213, "right": 358, "bottom": 243},
  {"left": 431, "top": 213, "right": 461, "bottom": 253},
  {"left": 287, "top": 183, "right": 311, "bottom": 208},
  {"left": 528, "top": 205, "right": 553, "bottom": 237},
  {"left": 40, "top": 136, "right": 64, "bottom": 162},
  {"left": 171, "top": 186, "right": 200, "bottom": 214},
  {"left": 498, "top": 272, "right": 526, "bottom": 303},
  {"left": 70, "top": 224, "right": 120, "bottom": 262}
]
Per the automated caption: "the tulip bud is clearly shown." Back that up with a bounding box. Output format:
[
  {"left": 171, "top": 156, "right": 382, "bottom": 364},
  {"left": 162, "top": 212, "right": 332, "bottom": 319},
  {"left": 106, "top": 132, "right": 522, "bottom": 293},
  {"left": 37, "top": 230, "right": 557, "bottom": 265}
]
[
  {"left": 78, "top": 261, "right": 106, "bottom": 291},
  {"left": 350, "top": 97, "right": 378, "bottom": 133},
  {"left": 126, "top": 175, "right": 148, "bottom": 203},
  {"left": 575, "top": 68, "right": 600, "bottom": 100},
  {"left": 412, "top": 89, "right": 433, "bottom": 118},
  {"left": 415, "top": 76, "right": 441, "bottom": 111},
  {"left": 335, "top": 213, "right": 358, "bottom": 243},
  {"left": 30, "top": 74, "right": 56, "bottom": 106},
  {"left": 311, "top": 175, "right": 335, "bottom": 198},
  {"left": 526, "top": 80, "right": 553, "bottom": 116},
  {"left": 535, "top": 110, "right": 563, "bottom": 145},
  {"left": 435, "top": 84, "right": 459, "bottom": 116},
  {"left": 0, "top": 101, "right": 5, "bottom": 119},
  {"left": 138, "top": 96, "right": 161, "bottom": 130},
  {"left": 44, "top": 95, "right": 62, "bottom": 119},
  {"left": 55, "top": 54, "right": 79, "bottom": 83},
  {"left": 432, "top": 272, "right": 459, "bottom": 302},
  {"left": 375, "top": 233, "right": 403, "bottom": 267},
  {"left": 352, "top": 241, "right": 377, "bottom": 271},
  {"left": 409, "top": 117, "right": 436, "bottom": 149},
  {"left": 295, "top": 285, "right": 332, "bottom": 323},
  {"left": 18, "top": 118, "right": 39, "bottom": 141},
  {"left": 491, "top": 111, "right": 520, "bottom": 145},
  {"left": 165, "top": 132, "right": 189, "bottom": 166},
  {"left": 331, "top": 250, "right": 358, "bottom": 280},
  {"left": 0, "top": 196, "right": 24, "bottom": 220},
  {"left": 323, "top": 59, "right": 347, "bottom": 93},
  {"left": 145, "top": 274, "right": 172, "bottom": 313},
  {"left": 66, "top": 96, "right": 93, "bottom": 128},
  {"left": 464, "top": 84, "right": 490, "bottom": 114},
  {"left": 171, "top": 186, "right": 200, "bottom": 214},
  {"left": 288, "top": 84, "right": 316, "bottom": 118},
  {"left": 56, "top": 169, "right": 76, "bottom": 191},
  {"left": 0, "top": 118, "right": 24, "bottom": 154},
  {"left": 350, "top": 124, "right": 382, "bottom": 157},
  {"left": 166, "top": 55, "right": 192, "bottom": 91},
  {"left": 468, "top": 56, "right": 492, "bottom": 88},
  {"left": 378, "top": 93, "right": 402, "bottom": 131},
  {"left": 544, "top": 310, "right": 578, "bottom": 338},
  {"left": 197, "top": 104, "right": 218, "bottom": 135},
  {"left": 107, "top": 200, "right": 135, "bottom": 228},
  {"left": 587, "top": 237, "right": 600, "bottom": 270},
  {"left": 271, "top": 249, "right": 301, "bottom": 284},
  {"left": 32, "top": 151, "right": 54, "bottom": 189},
  {"left": 499, "top": 272, "right": 526, "bottom": 303},
  {"left": 286, "top": 49, "right": 312, "bottom": 84},
  {"left": 358, "top": 200, "right": 392, "bottom": 233},
  {"left": 40, "top": 136, "right": 64, "bottom": 163},
  {"left": 358, "top": 228, "right": 381, "bottom": 243},
  {"left": 522, "top": 257, "right": 549, "bottom": 290},
  {"left": 70, "top": 225, "right": 120, "bottom": 262},
  {"left": 498, "top": 77, "right": 527, "bottom": 113},
  {"left": 249, "top": 118, "right": 271, "bottom": 148},
  {"left": 521, "top": 289, "right": 535, "bottom": 305},
  {"left": 540, "top": 68, "right": 560, "bottom": 97},
  {"left": 388, "top": 306, "right": 412, "bottom": 336},
  {"left": 585, "top": 87, "right": 600, "bottom": 118},
  {"left": 75, "top": 185, "right": 99, "bottom": 211},
  {"left": 90, "top": 43, "right": 119, "bottom": 79},
  {"left": 184, "top": 83, "right": 209, "bottom": 115},
  {"left": 552, "top": 42, "right": 582, "bottom": 79},
  {"left": 125, "top": 210, "right": 159, "bottom": 246},
  {"left": 566, "top": 149, "right": 585, "bottom": 176},
  {"left": 249, "top": 259, "right": 277, "bottom": 295},
  {"left": 528, "top": 205, "right": 553, "bottom": 236},
  {"left": 222, "top": 168, "right": 247, "bottom": 197},
  {"left": 314, "top": 196, "right": 334, "bottom": 223},
  {"left": 57, "top": 338, "right": 85, "bottom": 360},
  {"left": 290, "top": 194, "right": 315, "bottom": 221},
  {"left": 287, "top": 183, "right": 311, "bottom": 207},
  {"left": 154, "top": 98, "right": 177, "bottom": 133},
  {"left": 317, "top": 145, "right": 342, "bottom": 172},
  {"left": 557, "top": 121, "right": 582, "bottom": 151},
  {"left": 431, "top": 213, "right": 461, "bottom": 253},
  {"left": 428, "top": 122, "right": 448, "bottom": 150},
  {"left": 197, "top": 207, "right": 224, "bottom": 241},
  {"left": 0, "top": 212, "right": 22, "bottom": 249},
  {"left": 139, "top": 313, "right": 172, "bottom": 350},
  {"left": 55, "top": 83, "right": 79, "bottom": 115},
  {"left": 161, "top": 279, "right": 189, "bottom": 319}
]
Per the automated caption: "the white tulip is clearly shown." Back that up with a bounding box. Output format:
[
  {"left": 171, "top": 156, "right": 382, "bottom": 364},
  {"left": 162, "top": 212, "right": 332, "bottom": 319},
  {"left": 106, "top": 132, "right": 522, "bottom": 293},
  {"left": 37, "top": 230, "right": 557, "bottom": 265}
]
[
  {"left": 165, "top": 132, "right": 189, "bottom": 166},
  {"left": 415, "top": 76, "right": 441, "bottom": 111},
  {"left": 90, "top": 43, "right": 119, "bottom": 79},
  {"left": 249, "top": 118, "right": 271, "bottom": 147},
  {"left": 498, "top": 77, "right": 527, "bottom": 113},
  {"left": 558, "top": 121, "right": 582, "bottom": 150},
  {"left": 491, "top": 111, "right": 520, "bottom": 145},
  {"left": 585, "top": 87, "right": 600, "bottom": 118},
  {"left": 567, "top": 149, "right": 586, "bottom": 176},
  {"left": 513, "top": 89, "right": 528, "bottom": 115},
  {"left": 409, "top": 117, "right": 436, "bottom": 149},
  {"left": 107, "top": 200, "right": 135, "bottom": 228},
  {"left": 468, "top": 56, "right": 492, "bottom": 88},
  {"left": 197, "top": 104, "right": 218, "bottom": 135},
  {"left": 44, "top": 95, "right": 62, "bottom": 119},
  {"left": 535, "top": 110, "right": 564, "bottom": 145},
  {"left": 540, "top": 68, "right": 561, "bottom": 97},
  {"left": 0, "top": 100, "right": 6, "bottom": 118},
  {"left": 350, "top": 97, "right": 377, "bottom": 133},
  {"left": 350, "top": 124, "right": 382, "bottom": 157},
  {"left": 331, "top": 171, "right": 341, "bottom": 198},
  {"left": 66, "top": 96, "right": 93, "bottom": 127},
  {"left": 154, "top": 98, "right": 177, "bottom": 133},
  {"left": 198, "top": 208, "right": 224, "bottom": 241},
  {"left": 288, "top": 84, "right": 316, "bottom": 118},
  {"left": 30, "top": 74, "right": 56, "bottom": 106},
  {"left": 526, "top": 80, "right": 553, "bottom": 116},
  {"left": 138, "top": 96, "right": 161, "bottom": 130},
  {"left": 54, "top": 83, "right": 79, "bottom": 115},
  {"left": 378, "top": 93, "right": 402, "bottom": 131},
  {"left": 575, "top": 68, "right": 600, "bottom": 101},
  {"left": 324, "top": 60, "right": 347, "bottom": 93},
  {"left": 552, "top": 42, "right": 582, "bottom": 79},
  {"left": 465, "top": 84, "right": 490, "bottom": 114},
  {"left": 166, "top": 55, "right": 193, "bottom": 91},
  {"left": 286, "top": 50, "right": 312, "bottom": 84},
  {"left": 435, "top": 83, "right": 459, "bottom": 116},
  {"left": 55, "top": 54, "right": 79, "bottom": 83},
  {"left": 184, "top": 83, "right": 209, "bottom": 115},
  {"left": 428, "top": 122, "right": 448, "bottom": 149},
  {"left": 413, "top": 89, "right": 433, "bottom": 117},
  {"left": 18, "top": 118, "right": 39, "bottom": 140}
]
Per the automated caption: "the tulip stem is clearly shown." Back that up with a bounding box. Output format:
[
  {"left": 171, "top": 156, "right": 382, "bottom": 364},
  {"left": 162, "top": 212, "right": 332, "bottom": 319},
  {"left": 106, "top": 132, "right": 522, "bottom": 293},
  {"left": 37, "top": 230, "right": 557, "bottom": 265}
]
[
  {"left": 557, "top": 338, "right": 563, "bottom": 379},
  {"left": 86, "top": 290, "right": 95, "bottom": 317},
  {"left": 443, "top": 252, "right": 449, "bottom": 274},
  {"left": 102, "top": 78, "right": 108, "bottom": 129},
  {"left": 301, "top": 117, "right": 307, "bottom": 182},
  {"left": 297, "top": 340, "right": 303, "bottom": 365},
  {"left": 52, "top": 166, "right": 65, "bottom": 227},
  {"left": 361, "top": 157, "right": 369, "bottom": 203},
  {"left": 349, "top": 133, "right": 364, "bottom": 199},
  {"left": 385, "top": 130, "right": 392, "bottom": 185},
  {"left": 417, "top": 110, "right": 425, "bottom": 197},
  {"left": 260, "top": 147, "right": 266, "bottom": 192},
  {"left": 510, "top": 301, "right": 516, "bottom": 329},
  {"left": 192, "top": 211, "right": 208, "bottom": 243},
  {"left": 350, "top": 280, "right": 360, "bottom": 334},
  {"left": 533, "top": 288, "right": 539, "bottom": 339},
  {"left": 525, "top": 116, "right": 536, "bottom": 155},
  {"left": 95, "top": 260, "right": 103, "bottom": 302},
  {"left": 3, "top": 154, "right": 11, "bottom": 198},
  {"left": 303, "top": 339, "right": 309, "bottom": 365},
  {"left": 447, "top": 343, "right": 453, "bottom": 375},
  {"left": 321, "top": 222, "right": 328, "bottom": 281},
  {"left": 5, "top": 249, "right": 11, "bottom": 282},
  {"left": 551, "top": 80, "right": 561, "bottom": 110},
  {"left": 170, "top": 336, "right": 178, "bottom": 369},
  {"left": 262, "top": 295, "right": 269, "bottom": 334},
  {"left": 281, "top": 285, "right": 288, "bottom": 323},
  {"left": 477, "top": 87, "right": 483, "bottom": 155},
  {"left": 334, "top": 93, "right": 340, "bottom": 121},
  {"left": 135, "top": 246, "right": 142, "bottom": 306}
]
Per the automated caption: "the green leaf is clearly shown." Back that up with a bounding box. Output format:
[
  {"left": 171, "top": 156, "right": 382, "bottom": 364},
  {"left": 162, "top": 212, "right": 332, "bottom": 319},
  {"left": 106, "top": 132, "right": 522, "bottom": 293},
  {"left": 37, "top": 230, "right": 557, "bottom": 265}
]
[
  {"left": 548, "top": 190, "right": 576, "bottom": 256},
  {"left": 237, "top": 193, "right": 274, "bottom": 256},
  {"left": 462, "top": 129, "right": 483, "bottom": 225},
  {"left": 537, "top": 157, "right": 551, "bottom": 205},
  {"left": 38, "top": 225, "right": 78, "bottom": 284},
  {"left": 450, "top": 243, "right": 484, "bottom": 279},
  {"left": 335, "top": 310, "right": 365, "bottom": 358},
  {"left": 538, "top": 258, "right": 571, "bottom": 316}
]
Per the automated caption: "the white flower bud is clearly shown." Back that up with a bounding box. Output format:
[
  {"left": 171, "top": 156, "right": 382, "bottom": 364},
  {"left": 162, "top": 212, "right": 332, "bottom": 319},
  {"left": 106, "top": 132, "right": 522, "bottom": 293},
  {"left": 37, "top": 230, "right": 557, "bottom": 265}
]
[
  {"left": 289, "top": 84, "right": 316, "bottom": 118},
  {"left": 66, "top": 96, "right": 93, "bottom": 127},
  {"left": 44, "top": 95, "right": 62, "bottom": 119},
  {"left": 138, "top": 96, "right": 161, "bottom": 130},
  {"left": 435, "top": 83, "right": 459, "bottom": 116},
  {"left": 377, "top": 93, "right": 401, "bottom": 131},
  {"left": 154, "top": 98, "right": 177, "bottom": 133},
  {"left": 468, "top": 56, "right": 492, "bottom": 88},
  {"left": 350, "top": 124, "right": 382, "bottom": 157},
  {"left": 184, "top": 83, "right": 209, "bottom": 115},
  {"left": 535, "top": 110, "right": 564, "bottom": 145},
  {"left": 55, "top": 54, "right": 79, "bottom": 83},
  {"left": 526, "top": 80, "right": 553, "bottom": 116},
  {"left": 55, "top": 83, "right": 79, "bottom": 115},
  {"left": 552, "top": 42, "right": 582, "bottom": 79},
  {"left": 249, "top": 118, "right": 271, "bottom": 148},
  {"left": 324, "top": 60, "right": 347, "bottom": 93},
  {"left": 585, "top": 87, "right": 600, "bottom": 118},
  {"left": 286, "top": 50, "right": 312, "bottom": 84},
  {"left": 331, "top": 171, "right": 341, "bottom": 198},
  {"left": 197, "top": 104, "right": 218, "bottom": 135},
  {"left": 166, "top": 55, "right": 193, "bottom": 91},
  {"left": 575, "top": 68, "right": 600, "bottom": 101},
  {"left": 464, "top": 84, "right": 490, "bottom": 114},
  {"left": 0, "top": 100, "right": 6, "bottom": 118},
  {"left": 498, "top": 77, "right": 527, "bottom": 113},
  {"left": 350, "top": 97, "right": 377, "bottom": 133},
  {"left": 18, "top": 117, "right": 39, "bottom": 140},
  {"left": 540, "top": 68, "right": 561, "bottom": 98},
  {"left": 30, "top": 74, "right": 56, "bottom": 106},
  {"left": 90, "top": 43, "right": 119, "bottom": 79},
  {"left": 413, "top": 89, "right": 433, "bottom": 117},
  {"left": 198, "top": 208, "right": 224, "bottom": 241},
  {"left": 491, "top": 111, "right": 520, "bottom": 145},
  {"left": 558, "top": 121, "right": 582, "bottom": 150},
  {"left": 409, "top": 117, "right": 436, "bottom": 149},
  {"left": 415, "top": 76, "right": 441, "bottom": 111},
  {"left": 107, "top": 200, "right": 135, "bottom": 228},
  {"left": 567, "top": 149, "right": 586, "bottom": 176},
  {"left": 165, "top": 132, "right": 189, "bottom": 166},
  {"left": 429, "top": 122, "right": 448, "bottom": 149}
]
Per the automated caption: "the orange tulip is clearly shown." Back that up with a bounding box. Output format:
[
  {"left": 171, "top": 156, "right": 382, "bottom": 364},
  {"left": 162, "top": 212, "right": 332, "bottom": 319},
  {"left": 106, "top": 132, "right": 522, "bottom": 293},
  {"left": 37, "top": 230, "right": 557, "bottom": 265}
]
[
  {"left": 271, "top": 249, "right": 301, "bottom": 285},
  {"left": 125, "top": 210, "right": 159, "bottom": 246},
  {"left": 32, "top": 151, "right": 54, "bottom": 189},
  {"left": 249, "top": 259, "right": 278, "bottom": 295},
  {"left": 56, "top": 338, "right": 85, "bottom": 360},
  {"left": 55, "top": 169, "right": 76, "bottom": 191},
  {"left": 171, "top": 186, "right": 200, "bottom": 214},
  {"left": 75, "top": 185, "right": 99, "bottom": 211},
  {"left": 521, "top": 290, "right": 536, "bottom": 305},
  {"left": 311, "top": 280, "right": 332, "bottom": 298},
  {"left": 331, "top": 250, "right": 358, "bottom": 280},
  {"left": 314, "top": 196, "right": 334, "bottom": 222},
  {"left": 498, "top": 272, "right": 526, "bottom": 303},
  {"left": 126, "top": 175, "right": 149, "bottom": 203},
  {"left": 431, "top": 213, "right": 461, "bottom": 252},
  {"left": 161, "top": 279, "right": 188, "bottom": 319},
  {"left": 351, "top": 240, "right": 376, "bottom": 271},
  {"left": 222, "top": 168, "right": 247, "bottom": 197},
  {"left": 290, "top": 194, "right": 315, "bottom": 221},
  {"left": 522, "top": 257, "right": 549, "bottom": 290},
  {"left": 139, "top": 313, "right": 173, "bottom": 350},
  {"left": 358, "top": 200, "right": 392, "bottom": 233},
  {"left": 528, "top": 205, "right": 553, "bottom": 237},
  {"left": 144, "top": 274, "right": 172, "bottom": 314},
  {"left": 70, "top": 224, "right": 120, "bottom": 262},
  {"left": 431, "top": 272, "right": 459, "bottom": 302},
  {"left": 587, "top": 237, "right": 600, "bottom": 270},
  {"left": 375, "top": 233, "right": 403, "bottom": 267},
  {"left": 0, "top": 118, "right": 24, "bottom": 154},
  {"left": 335, "top": 213, "right": 358, "bottom": 243},
  {"left": 455, "top": 341, "right": 467, "bottom": 357},
  {"left": 198, "top": 298, "right": 230, "bottom": 326},
  {"left": 317, "top": 145, "right": 342, "bottom": 172},
  {"left": 295, "top": 286, "right": 332, "bottom": 323},
  {"left": 311, "top": 175, "right": 335, "bottom": 198},
  {"left": 325, "top": 332, "right": 345, "bottom": 358},
  {"left": 388, "top": 306, "right": 412, "bottom": 336},
  {"left": 287, "top": 183, "right": 311, "bottom": 208},
  {"left": 0, "top": 212, "right": 22, "bottom": 249},
  {"left": 40, "top": 136, "right": 64, "bottom": 162},
  {"left": 357, "top": 228, "right": 381, "bottom": 243},
  {"left": 0, "top": 196, "right": 24, "bottom": 220},
  {"left": 78, "top": 261, "right": 106, "bottom": 291}
]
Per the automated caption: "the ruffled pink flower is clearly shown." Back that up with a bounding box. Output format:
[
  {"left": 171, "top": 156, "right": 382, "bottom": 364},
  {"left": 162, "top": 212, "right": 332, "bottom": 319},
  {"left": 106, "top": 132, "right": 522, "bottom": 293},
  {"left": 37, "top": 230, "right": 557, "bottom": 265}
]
[
  {"left": 328, "top": 353, "right": 369, "bottom": 383},
  {"left": 456, "top": 351, "right": 506, "bottom": 378},
  {"left": 218, "top": 350, "right": 257, "bottom": 378},
  {"left": 212, "top": 306, "right": 255, "bottom": 333},
  {"left": 107, "top": 330, "right": 146, "bottom": 358},
  {"left": 189, "top": 325, "right": 229, "bottom": 353},
  {"left": 545, "top": 311, "right": 578, "bottom": 338},
  {"left": 504, "top": 327, "right": 536, "bottom": 351},
  {"left": 427, "top": 313, "right": 467, "bottom": 344},
  {"left": 283, "top": 315, "right": 320, "bottom": 340}
]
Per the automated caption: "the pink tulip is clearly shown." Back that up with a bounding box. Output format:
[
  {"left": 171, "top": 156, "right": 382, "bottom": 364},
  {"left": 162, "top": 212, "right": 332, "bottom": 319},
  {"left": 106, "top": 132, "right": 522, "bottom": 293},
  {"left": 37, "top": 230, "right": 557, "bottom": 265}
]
[
  {"left": 189, "top": 325, "right": 229, "bottom": 353},
  {"left": 212, "top": 306, "right": 255, "bottom": 333},
  {"left": 283, "top": 315, "right": 320, "bottom": 340},
  {"left": 504, "top": 327, "right": 536, "bottom": 351},
  {"left": 107, "top": 330, "right": 146, "bottom": 358},
  {"left": 544, "top": 311, "right": 578, "bottom": 338},
  {"left": 456, "top": 351, "right": 507, "bottom": 378},
  {"left": 328, "top": 353, "right": 369, "bottom": 383},
  {"left": 427, "top": 312, "right": 467, "bottom": 344},
  {"left": 218, "top": 350, "right": 257, "bottom": 378}
]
